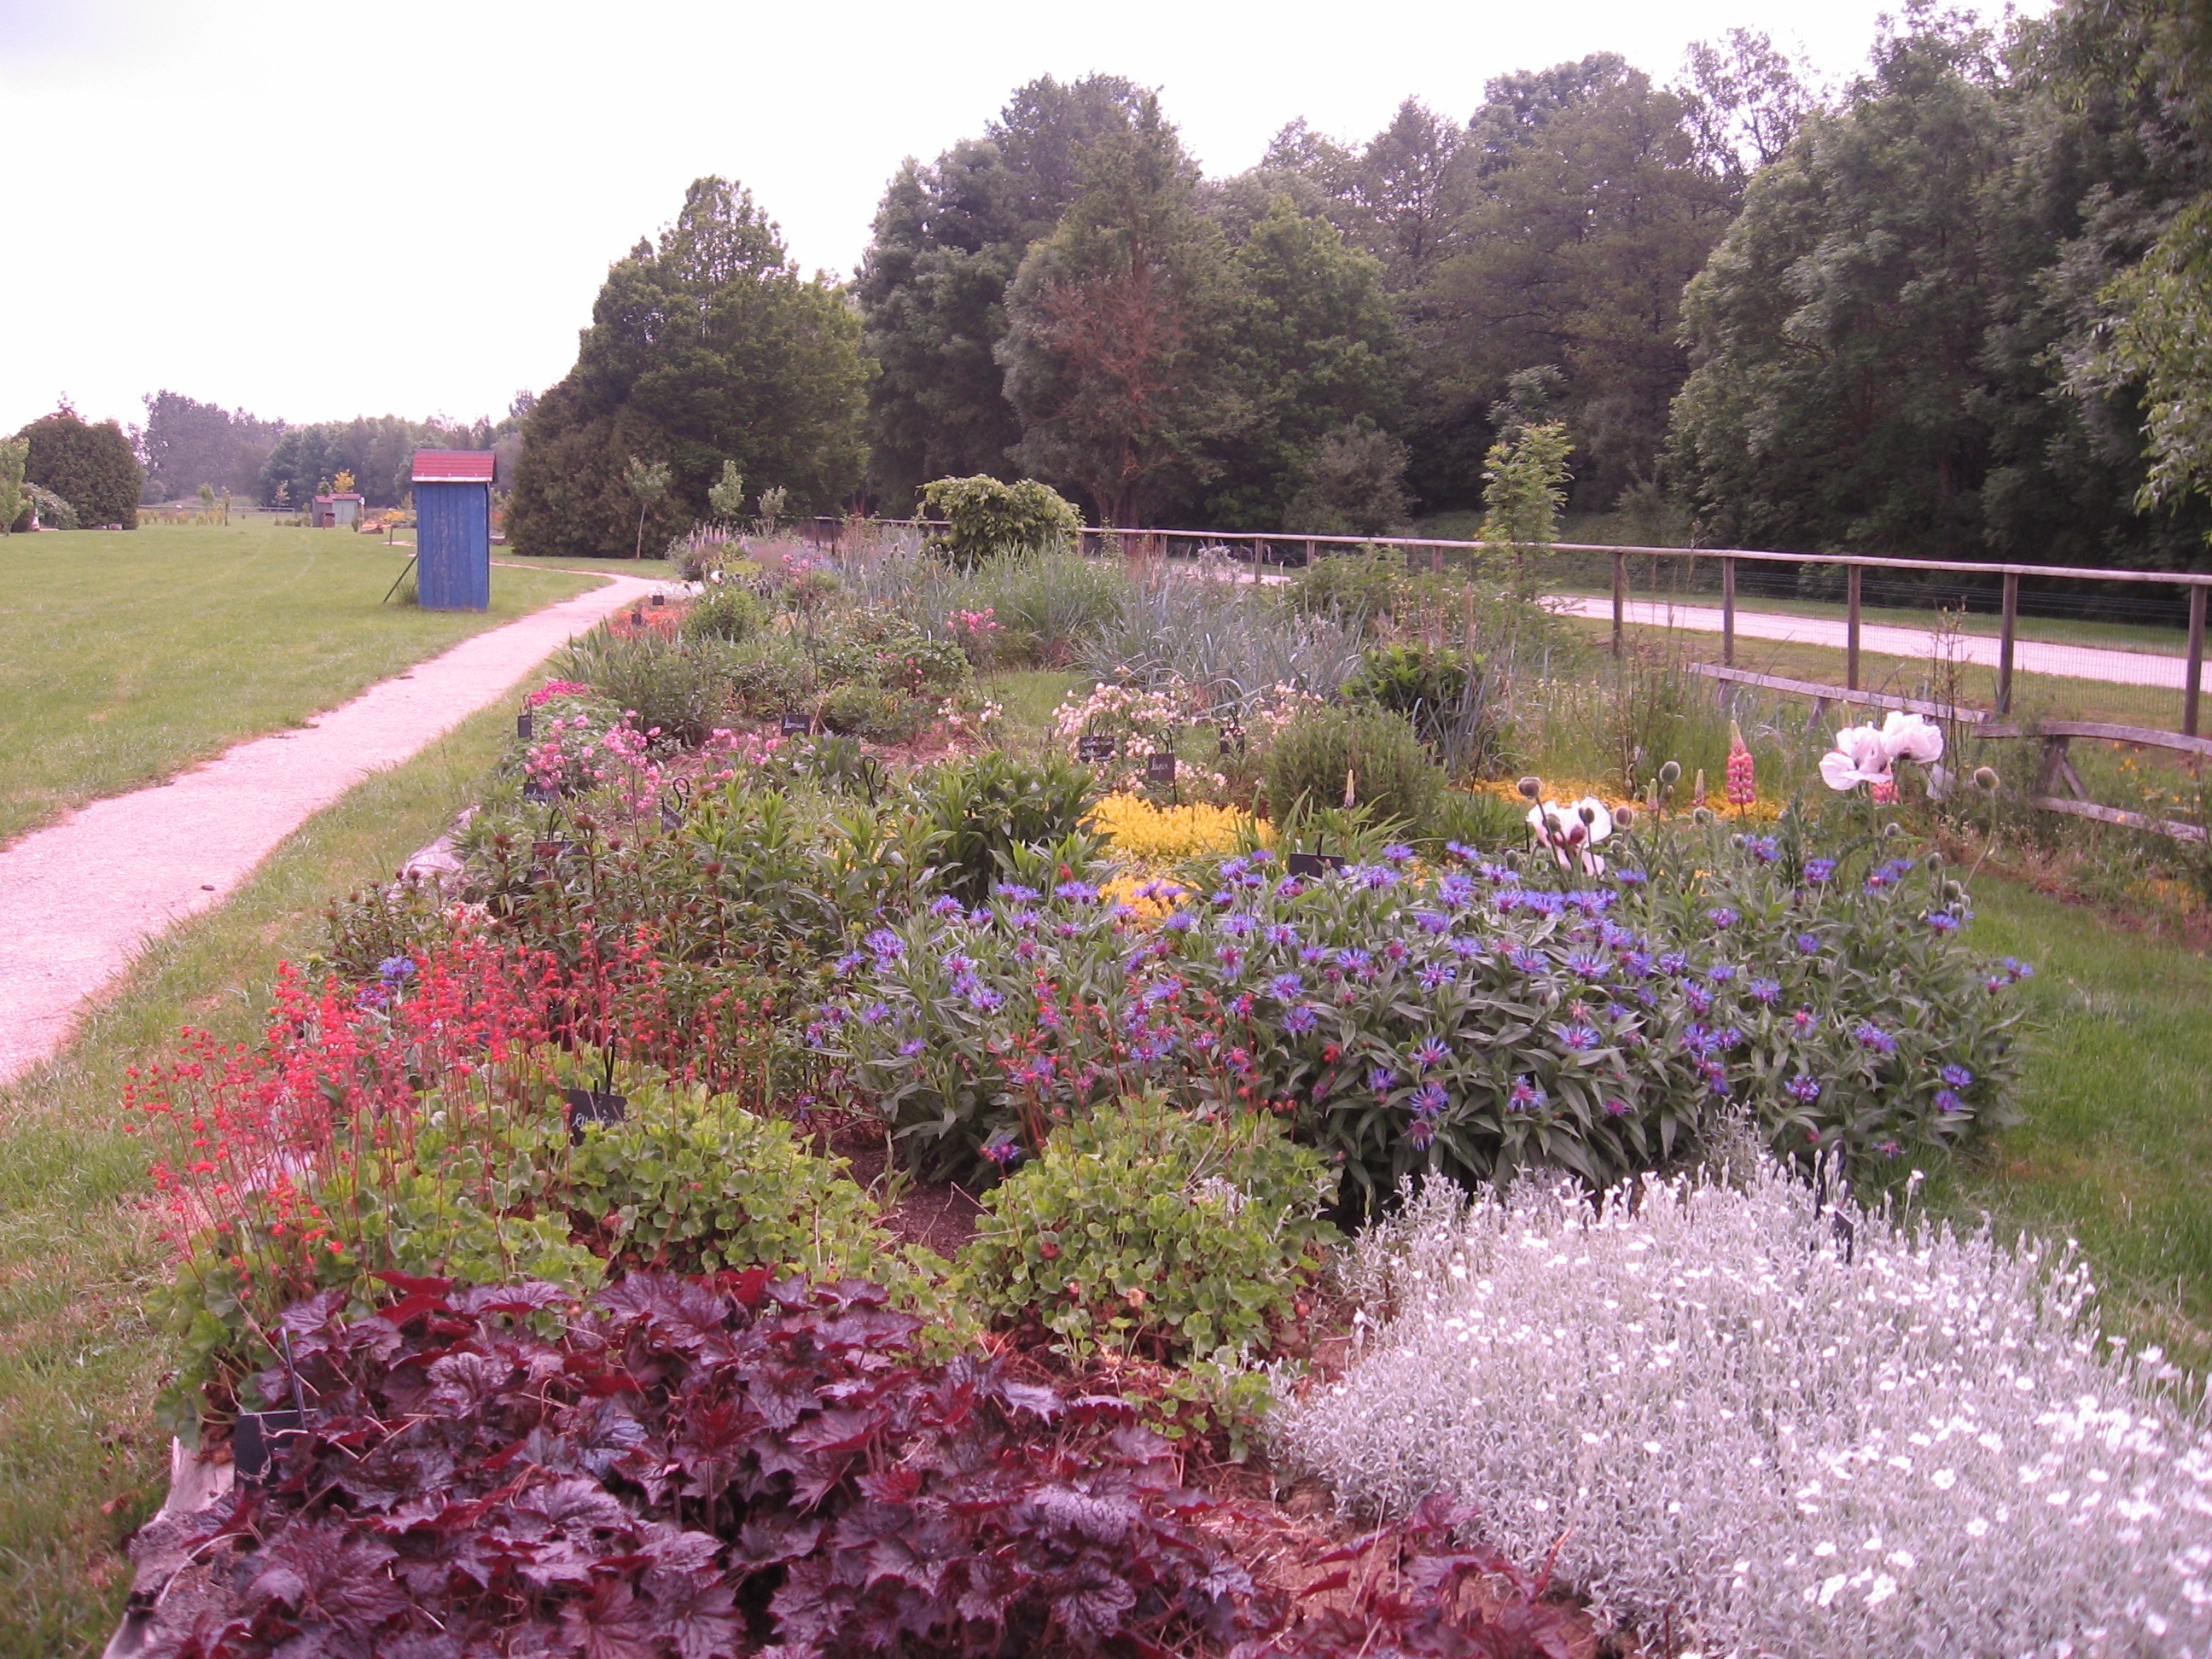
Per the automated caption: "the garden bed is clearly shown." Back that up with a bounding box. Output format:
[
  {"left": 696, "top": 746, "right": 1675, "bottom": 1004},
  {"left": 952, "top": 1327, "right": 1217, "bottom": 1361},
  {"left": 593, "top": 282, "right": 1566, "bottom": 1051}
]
[{"left": 106, "top": 526, "right": 2211, "bottom": 1657}]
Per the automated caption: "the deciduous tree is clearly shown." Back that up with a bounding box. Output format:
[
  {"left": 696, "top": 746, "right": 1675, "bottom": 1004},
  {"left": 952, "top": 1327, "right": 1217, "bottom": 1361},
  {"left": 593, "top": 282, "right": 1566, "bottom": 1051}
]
[{"left": 20, "top": 406, "right": 140, "bottom": 528}]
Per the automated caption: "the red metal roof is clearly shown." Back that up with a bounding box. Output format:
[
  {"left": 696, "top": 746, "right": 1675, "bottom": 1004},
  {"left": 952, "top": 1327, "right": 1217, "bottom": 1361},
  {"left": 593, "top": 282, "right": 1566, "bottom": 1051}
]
[{"left": 411, "top": 450, "right": 496, "bottom": 484}]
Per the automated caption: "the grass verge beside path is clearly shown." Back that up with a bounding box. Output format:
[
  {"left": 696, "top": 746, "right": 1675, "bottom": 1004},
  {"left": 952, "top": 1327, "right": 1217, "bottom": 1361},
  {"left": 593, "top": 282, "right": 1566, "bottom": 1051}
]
[
  {"left": 0, "top": 521, "right": 597, "bottom": 847},
  {"left": 0, "top": 705, "right": 515, "bottom": 1657},
  {"left": 496, "top": 552, "right": 676, "bottom": 579},
  {"left": 1924, "top": 875, "right": 2212, "bottom": 1371}
]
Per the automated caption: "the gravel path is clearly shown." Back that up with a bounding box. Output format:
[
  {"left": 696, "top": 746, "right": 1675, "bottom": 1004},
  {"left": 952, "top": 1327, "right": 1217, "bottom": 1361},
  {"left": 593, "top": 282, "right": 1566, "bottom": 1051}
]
[
  {"left": 0, "top": 571, "right": 665, "bottom": 1086},
  {"left": 1551, "top": 596, "right": 2198, "bottom": 692}
]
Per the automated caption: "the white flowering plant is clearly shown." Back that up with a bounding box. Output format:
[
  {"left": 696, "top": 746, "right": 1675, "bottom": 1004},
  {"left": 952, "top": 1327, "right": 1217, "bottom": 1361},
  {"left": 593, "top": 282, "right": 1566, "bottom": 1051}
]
[{"left": 1277, "top": 1157, "right": 2212, "bottom": 1658}]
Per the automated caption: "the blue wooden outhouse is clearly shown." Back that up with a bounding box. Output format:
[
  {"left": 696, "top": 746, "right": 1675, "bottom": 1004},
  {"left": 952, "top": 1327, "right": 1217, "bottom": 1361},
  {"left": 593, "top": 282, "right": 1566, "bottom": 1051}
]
[{"left": 410, "top": 450, "right": 494, "bottom": 611}]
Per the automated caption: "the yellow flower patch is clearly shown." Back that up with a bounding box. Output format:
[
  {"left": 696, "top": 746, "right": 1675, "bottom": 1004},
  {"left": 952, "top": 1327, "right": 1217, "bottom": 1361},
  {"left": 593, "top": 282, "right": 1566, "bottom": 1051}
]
[{"left": 1086, "top": 793, "right": 1260, "bottom": 864}]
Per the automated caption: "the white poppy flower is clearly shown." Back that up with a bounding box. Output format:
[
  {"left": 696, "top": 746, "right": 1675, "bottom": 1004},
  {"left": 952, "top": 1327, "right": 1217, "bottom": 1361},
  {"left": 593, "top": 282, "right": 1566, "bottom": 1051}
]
[{"left": 1880, "top": 711, "right": 1945, "bottom": 765}]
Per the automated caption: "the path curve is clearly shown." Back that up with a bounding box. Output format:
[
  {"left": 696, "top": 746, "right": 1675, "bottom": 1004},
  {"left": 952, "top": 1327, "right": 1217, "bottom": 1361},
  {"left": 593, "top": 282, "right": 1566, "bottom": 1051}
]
[
  {"left": 0, "top": 571, "right": 664, "bottom": 1086},
  {"left": 1551, "top": 596, "right": 2197, "bottom": 692}
]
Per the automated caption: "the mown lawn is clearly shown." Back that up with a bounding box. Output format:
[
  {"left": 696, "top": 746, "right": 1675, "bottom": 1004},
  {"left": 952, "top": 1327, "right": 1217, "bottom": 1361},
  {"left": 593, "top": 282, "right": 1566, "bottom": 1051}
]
[
  {"left": 0, "top": 521, "right": 597, "bottom": 846},
  {"left": 0, "top": 706, "right": 515, "bottom": 1657},
  {"left": 1923, "top": 875, "right": 2212, "bottom": 1370}
]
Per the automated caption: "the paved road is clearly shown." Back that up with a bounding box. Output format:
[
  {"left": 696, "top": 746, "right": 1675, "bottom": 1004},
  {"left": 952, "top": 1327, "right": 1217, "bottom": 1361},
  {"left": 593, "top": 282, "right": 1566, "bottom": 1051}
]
[
  {"left": 0, "top": 571, "right": 665, "bottom": 1086},
  {"left": 1551, "top": 596, "right": 2198, "bottom": 693}
]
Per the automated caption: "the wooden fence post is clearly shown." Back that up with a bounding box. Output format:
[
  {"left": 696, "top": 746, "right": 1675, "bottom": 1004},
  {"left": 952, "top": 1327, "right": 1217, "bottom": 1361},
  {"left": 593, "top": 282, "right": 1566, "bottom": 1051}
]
[
  {"left": 1846, "top": 563, "right": 1863, "bottom": 692},
  {"left": 1611, "top": 551, "right": 1625, "bottom": 658},
  {"left": 1722, "top": 556, "right": 1737, "bottom": 667},
  {"left": 1997, "top": 571, "right": 2019, "bottom": 716},
  {"left": 2187, "top": 583, "right": 2207, "bottom": 738}
]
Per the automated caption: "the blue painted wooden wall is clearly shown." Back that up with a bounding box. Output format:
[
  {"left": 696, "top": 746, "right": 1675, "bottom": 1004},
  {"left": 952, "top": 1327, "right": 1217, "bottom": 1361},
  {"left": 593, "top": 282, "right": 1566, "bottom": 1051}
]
[{"left": 416, "top": 481, "right": 490, "bottom": 611}]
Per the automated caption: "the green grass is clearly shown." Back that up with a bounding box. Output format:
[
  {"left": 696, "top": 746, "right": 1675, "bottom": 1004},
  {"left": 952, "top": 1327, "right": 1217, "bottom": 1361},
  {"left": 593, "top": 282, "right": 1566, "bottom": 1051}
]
[
  {"left": 0, "top": 520, "right": 598, "bottom": 846},
  {"left": 0, "top": 704, "right": 517, "bottom": 1657},
  {"left": 496, "top": 551, "right": 677, "bottom": 579},
  {"left": 981, "top": 667, "right": 1086, "bottom": 733},
  {"left": 1922, "top": 875, "right": 2212, "bottom": 1371}
]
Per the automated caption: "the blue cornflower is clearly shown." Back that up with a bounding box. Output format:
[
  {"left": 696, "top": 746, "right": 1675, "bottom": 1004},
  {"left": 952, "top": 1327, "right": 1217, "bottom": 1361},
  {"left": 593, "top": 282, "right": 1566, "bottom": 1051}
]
[
  {"left": 376, "top": 955, "right": 415, "bottom": 982},
  {"left": 1658, "top": 951, "right": 1689, "bottom": 976},
  {"left": 1785, "top": 1074, "right": 1821, "bottom": 1103},
  {"left": 1337, "top": 946, "right": 1373, "bottom": 973},
  {"left": 993, "top": 882, "right": 1041, "bottom": 902},
  {"left": 1621, "top": 950, "right": 1655, "bottom": 979},
  {"left": 1219, "top": 856, "right": 1251, "bottom": 880},
  {"left": 968, "top": 906, "right": 996, "bottom": 927},
  {"left": 1412, "top": 1036, "right": 1451, "bottom": 1070},
  {"left": 897, "top": 1038, "right": 927, "bottom": 1057},
  {"left": 1414, "top": 909, "right": 1452, "bottom": 935},
  {"left": 1565, "top": 952, "right": 1607, "bottom": 981},
  {"left": 834, "top": 951, "right": 866, "bottom": 975},
  {"left": 1055, "top": 880, "right": 1100, "bottom": 903},
  {"left": 1681, "top": 1022, "right": 1722, "bottom": 1058},
  {"left": 1282, "top": 1004, "right": 1319, "bottom": 1034},
  {"left": 1370, "top": 1066, "right": 1398, "bottom": 1094},
  {"left": 1249, "top": 848, "right": 1275, "bottom": 864},
  {"left": 1445, "top": 841, "right": 1478, "bottom": 861},
  {"left": 1706, "top": 906, "right": 1739, "bottom": 929},
  {"left": 1940, "top": 1064, "right": 1973, "bottom": 1088},
  {"left": 1926, "top": 911, "right": 1960, "bottom": 932},
  {"left": 1268, "top": 972, "right": 1306, "bottom": 1001},
  {"left": 1742, "top": 835, "right": 1780, "bottom": 864},
  {"left": 1438, "top": 874, "right": 1476, "bottom": 906},
  {"left": 858, "top": 1002, "right": 890, "bottom": 1026},
  {"left": 1560, "top": 1024, "right": 1600, "bottom": 1052},
  {"left": 1382, "top": 843, "right": 1416, "bottom": 862},
  {"left": 1265, "top": 923, "right": 1300, "bottom": 946},
  {"left": 1418, "top": 963, "right": 1457, "bottom": 991},
  {"left": 1448, "top": 935, "right": 1485, "bottom": 958},
  {"left": 1749, "top": 977, "right": 1781, "bottom": 1004},
  {"left": 1411, "top": 1080, "right": 1448, "bottom": 1117},
  {"left": 1509, "top": 1075, "right": 1546, "bottom": 1112},
  {"left": 940, "top": 951, "right": 975, "bottom": 974},
  {"left": 1356, "top": 863, "right": 1400, "bottom": 890},
  {"left": 1795, "top": 933, "right": 1822, "bottom": 955},
  {"left": 1507, "top": 947, "right": 1546, "bottom": 975},
  {"left": 1215, "top": 945, "right": 1243, "bottom": 971},
  {"left": 1936, "top": 1088, "right": 1966, "bottom": 1114},
  {"left": 1803, "top": 858, "right": 1837, "bottom": 885},
  {"left": 928, "top": 895, "right": 965, "bottom": 917},
  {"left": 1163, "top": 911, "right": 1196, "bottom": 933},
  {"left": 1615, "top": 867, "right": 1648, "bottom": 885},
  {"left": 864, "top": 928, "right": 905, "bottom": 961},
  {"left": 1141, "top": 978, "right": 1181, "bottom": 1004},
  {"left": 1684, "top": 983, "right": 1713, "bottom": 1014},
  {"left": 1708, "top": 963, "right": 1738, "bottom": 984},
  {"left": 969, "top": 985, "right": 1004, "bottom": 1013},
  {"left": 1855, "top": 1022, "right": 1897, "bottom": 1054},
  {"left": 1221, "top": 913, "right": 1258, "bottom": 938}
]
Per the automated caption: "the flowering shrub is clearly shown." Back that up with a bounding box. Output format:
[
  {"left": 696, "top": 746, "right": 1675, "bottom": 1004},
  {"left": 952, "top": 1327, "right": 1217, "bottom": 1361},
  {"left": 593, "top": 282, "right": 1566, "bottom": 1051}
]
[
  {"left": 958, "top": 1091, "right": 1333, "bottom": 1360},
  {"left": 835, "top": 826, "right": 2024, "bottom": 1191},
  {"left": 1275, "top": 1159, "right": 2212, "bottom": 1657},
  {"left": 1087, "top": 791, "right": 1259, "bottom": 865},
  {"left": 121, "top": 1275, "right": 1262, "bottom": 1657}
]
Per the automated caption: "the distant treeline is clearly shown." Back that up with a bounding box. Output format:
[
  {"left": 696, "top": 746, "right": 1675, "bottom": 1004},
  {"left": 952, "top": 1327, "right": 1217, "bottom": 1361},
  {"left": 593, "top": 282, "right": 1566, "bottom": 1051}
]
[{"left": 132, "top": 393, "right": 525, "bottom": 509}]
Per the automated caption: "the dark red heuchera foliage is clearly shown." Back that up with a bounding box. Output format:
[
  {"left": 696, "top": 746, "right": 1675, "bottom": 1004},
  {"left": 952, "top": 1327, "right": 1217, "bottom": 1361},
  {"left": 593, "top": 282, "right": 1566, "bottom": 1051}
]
[
  {"left": 125, "top": 1272, "right": 1261, "bottom": 1658},
  {"left": 1228, "top": 1497, "right": 1578, "bottom": 1659}
]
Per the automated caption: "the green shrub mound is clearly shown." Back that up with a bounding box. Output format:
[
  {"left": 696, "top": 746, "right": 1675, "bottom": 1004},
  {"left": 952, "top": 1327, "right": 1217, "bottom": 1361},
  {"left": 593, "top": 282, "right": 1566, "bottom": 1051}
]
[
  {"left": 680, "top": 579, "right": 767, "bottom": 643},
  {"left": 1286, "top": 544, "right": 1402, "bottom": 623},
  {"left": 557, "top": 632, "right": 731, "bottom": 745},
  {"left": 958, "top": 1091, "right": 1332, "bottom": 1359},
  {"left": 1266, "top": 702, "right": 1442, "bottom": 829},
  {"left": 920, "top": 474, "right": 1082, "bottom": 569},
  {"left": 916, "top": 749, "right": 1100, "bottom": 905}
]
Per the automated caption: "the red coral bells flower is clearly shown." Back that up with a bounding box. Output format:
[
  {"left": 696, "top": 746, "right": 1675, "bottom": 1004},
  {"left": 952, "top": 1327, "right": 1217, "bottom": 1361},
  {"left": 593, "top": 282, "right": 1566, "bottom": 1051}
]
[{"left": 1726, "top": 720, "right": 1756, "bottom": 809}]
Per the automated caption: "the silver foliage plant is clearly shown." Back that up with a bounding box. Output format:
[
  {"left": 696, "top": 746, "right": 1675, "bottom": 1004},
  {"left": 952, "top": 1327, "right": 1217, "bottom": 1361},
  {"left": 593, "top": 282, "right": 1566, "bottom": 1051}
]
[
  {"left": 1077, "top": 551, "right": 1365, "bottom": 715},
  {"left": 1275, "top": 1157, "right": 2212, "bottom": 1657}
]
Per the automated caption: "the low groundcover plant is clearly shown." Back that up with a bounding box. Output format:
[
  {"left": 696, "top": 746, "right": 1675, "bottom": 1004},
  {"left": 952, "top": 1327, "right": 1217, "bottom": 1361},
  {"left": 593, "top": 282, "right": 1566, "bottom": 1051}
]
[{"left": 1273, "top": 1155, "right": 2212, "bottom": 1657}]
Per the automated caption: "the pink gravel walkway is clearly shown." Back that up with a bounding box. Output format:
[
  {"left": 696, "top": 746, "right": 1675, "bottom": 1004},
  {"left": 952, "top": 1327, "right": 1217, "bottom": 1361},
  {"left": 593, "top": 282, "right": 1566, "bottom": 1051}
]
[{"left": 0, "top": 571, "right": 664, "bottom": 1086}]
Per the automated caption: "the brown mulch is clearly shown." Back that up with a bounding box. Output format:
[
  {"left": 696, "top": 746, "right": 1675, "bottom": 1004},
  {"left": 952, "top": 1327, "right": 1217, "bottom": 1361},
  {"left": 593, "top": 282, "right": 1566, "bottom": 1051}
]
[{"left": 814, "top": 1113, "right": 984, "bottom": 1258}]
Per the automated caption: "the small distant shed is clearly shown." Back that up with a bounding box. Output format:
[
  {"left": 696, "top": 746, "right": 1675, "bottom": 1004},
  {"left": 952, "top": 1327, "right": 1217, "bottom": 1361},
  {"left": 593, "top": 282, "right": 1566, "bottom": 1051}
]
[
  {"left": 410, "top": 451, "right": 495, "bottom": 612},
  {"left": 311, "top": 492, "right": 364, "bottom": 528}
]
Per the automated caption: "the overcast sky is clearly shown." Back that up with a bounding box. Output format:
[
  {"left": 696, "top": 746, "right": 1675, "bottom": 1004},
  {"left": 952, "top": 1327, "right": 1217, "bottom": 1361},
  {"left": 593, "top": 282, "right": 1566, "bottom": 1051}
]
[{"left": 0, "top": 0, "right": 2025, "bottom": 438}]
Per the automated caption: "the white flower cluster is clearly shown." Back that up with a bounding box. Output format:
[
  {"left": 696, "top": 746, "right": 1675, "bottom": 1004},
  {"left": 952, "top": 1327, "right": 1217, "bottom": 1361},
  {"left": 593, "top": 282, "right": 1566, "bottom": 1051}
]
[{"left": 1276, "top": 1158, "right": 2212, "bottom": 1657}]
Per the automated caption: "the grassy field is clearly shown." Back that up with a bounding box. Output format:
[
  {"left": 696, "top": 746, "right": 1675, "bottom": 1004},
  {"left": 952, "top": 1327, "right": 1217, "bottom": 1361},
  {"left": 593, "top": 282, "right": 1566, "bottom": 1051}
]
[
  {"left": 1923, "top": 875, "right": 2212, "bottom": 1371},
  {"left": 0, "top": 706, "right": 516, "bottom": 1657},
  {"left": 495, "top": 551, "right": 677, "bottom": 579},
  {"left": 0, "top": 521, "right": 597, "bottom": 847}
]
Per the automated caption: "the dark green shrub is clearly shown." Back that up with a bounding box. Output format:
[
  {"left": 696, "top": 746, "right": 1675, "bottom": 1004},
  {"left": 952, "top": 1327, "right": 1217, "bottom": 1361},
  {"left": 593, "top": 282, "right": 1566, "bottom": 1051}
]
[
  {"left": 558, "top": 632, "right": 730, "bottom": 745},
  {"left": 821, "top": 683, "right": 927, "bottom": 742},
  {"left": 725, "top": 637, "right": 818, "bottom": 718},
  {"left": 1346, "top": 643, "right": 1470, "bottom": 723},
  {"left": 958, "top": 1091, "right": 1332, "bottom": 1359},
  {"left": 682, "top": 580, "right": 766, "bottom": 643},
  {"left": 920, "top": 474, "right": 1082, "bottom": 569},
  {"left": 1285, "top": 544, "right": 1400, "bottom": 625},
  {"left": 19, "top": 408, "right": 140, "bottom": 527},
  {"left": 818, "top": 611, "right": 971, "bottom": 698},
  {"left": 912, "top": 751, "right": 1100, "bottom": 905},
  {"left": 1266, "top": 703, "right": 1441, "bottom": 829}
]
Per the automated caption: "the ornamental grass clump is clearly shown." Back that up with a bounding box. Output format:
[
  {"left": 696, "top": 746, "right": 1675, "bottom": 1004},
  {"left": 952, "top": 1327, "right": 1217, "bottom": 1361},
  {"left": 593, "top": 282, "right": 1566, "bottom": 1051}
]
[{"left": 1274, "top": 1158, "right": 2212, "bottom": 1658}]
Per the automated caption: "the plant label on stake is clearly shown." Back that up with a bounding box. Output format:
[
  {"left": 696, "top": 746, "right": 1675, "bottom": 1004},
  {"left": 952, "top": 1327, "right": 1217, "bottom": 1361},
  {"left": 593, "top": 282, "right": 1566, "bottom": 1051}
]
[
  {"left": 516, "top": 708, "right": 534, "bottom": 742},
  {"left": 1076, "top": 733, "right": 1117, "bottom": 764},
  {"left": 563, "top": 1086, "right": 629, "bottom": 1144},
  {"left": 1144, "top": 752, "right": 1178, "bottom": 786},
  {"left": 780, "top": 713, "right": 812, "bottom": 736},
  {"left": 1286, "top": 852, "right": 1346, "bottom": 878}
]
